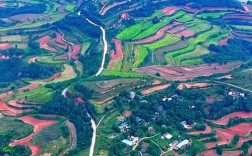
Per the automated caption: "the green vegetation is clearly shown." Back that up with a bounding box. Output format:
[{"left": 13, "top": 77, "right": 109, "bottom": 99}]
[
  {"left": 65, "top": 4, "right": 76, "bottom": 12},
  {"left": 144, "top": 34, "right": 180, "bottom": 51},
  {"left": 133, "top": 46, "right": 149, "bottom": 68},
  {"left": 116, "top": 22, "right": 153, "bottom": 40},
  {"left": 197, "top": 12, "right": 232, "bottom": 19},
  {"left": 32, "top": 121, "right": 69, "bottom": 155}
]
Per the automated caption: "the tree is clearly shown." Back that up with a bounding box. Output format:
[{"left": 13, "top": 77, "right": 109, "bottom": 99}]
[{"left": 216, "top": 146, "right": 223, "bottom": 155}]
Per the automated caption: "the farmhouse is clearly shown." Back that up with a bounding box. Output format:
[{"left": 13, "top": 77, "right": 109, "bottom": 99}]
[
  {"left": 122, "top": 136, "right": 139, "bottom": 146},
  {"left": 228, "top": 91, "right": 245, "bottom": 99},
  {"left": 119, "top": 121, "right": 130, "bottom": 133},
  {"left": 169, "top": 140, "right": 179, "bottom": 147},
  {"left": 161, "top": 133, "right": 173, "bottom": 139},
  {"left": 181, "top": 121, "right": 196, "bottom": 129},
  {"left": 176, "top": 139, "right": 190, "bottom": 149}
]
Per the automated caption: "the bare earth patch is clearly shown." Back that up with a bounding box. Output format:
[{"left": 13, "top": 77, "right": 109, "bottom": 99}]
[{"left": 141, "top": 84, "right": 171, "bottom": 95}]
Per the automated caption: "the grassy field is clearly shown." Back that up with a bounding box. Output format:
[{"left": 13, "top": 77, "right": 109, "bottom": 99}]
[
  {"left": 31, "top": 121, "right": 69, "bottom": 155},
  {"left": 65, "top": 4, "right": 76, "bottom": 12},
  {"left": 197, "top": 12, "right": 232, "bottom": 19},
  {"left": 102, "top": 70, "right": 143, "bottom": 78},
  {"left": 15, "top": 87, "right": 54, "bottom": 104},
  {"left": 81, "top": 42, "right": 91, "bottom": 55},
  {"left": 133, "top": 45, "right": 149, "bottom": 68},
  {"left": 165, "top": 26, "right": 220, "bottom": 65},
  {"left": 178, "top": 46, "right": 209, "bottom": 65},
  {"left": 116, "top": 22, "right": 153, "bottom": 41},
  {"left": 0, "top": 117, "right": 33, "bottom": 140},
  {"left": 144, "top": 34, "right": 180, "bottom": 51},
  {"left": 231, "top": 25, "right": 252, "bottom": 31}
]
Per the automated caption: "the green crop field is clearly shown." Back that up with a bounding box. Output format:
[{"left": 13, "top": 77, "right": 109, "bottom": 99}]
[
  {"left": 197, "top": 12, "right": 232, "bottom": 19},
  {"left": 133, "top": 45, "right": 149, "bottom": 68},
  {"left": 116, "top": 22, "right": 153, "bottom": 40},
  {"left": 144, "top": 34, "right": 180, "bottom": 51}
]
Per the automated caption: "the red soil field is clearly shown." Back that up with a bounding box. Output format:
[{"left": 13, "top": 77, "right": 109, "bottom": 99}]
[
  {"left": 56, "top": 54, "right": 69, "bottom": 60},
  {"left": 162, "top": 6, "right": 179, "bottom": 16},
  {"left": 199, "top": 150, "right": 218, "bottom": 156},
  {"left": 130, "top": 22, "right": 182, "bottom": 44},
  {"left": 72, "top": 45, "right": 81, "bottom": 55},
  {"left": 10, "top": 116, "right": 57, "bottom": 156},
  {"left": 152, "top": 80, "right": 162, "bottom": 85},
  {"left": 237, "top": 137, "right": 252, "bottom": 148},
  {"left": 211, "top": 112, "right": 252, "bottom": 125},
  {"left": 141, "top": 84, "right": 171, "bottom": 95},
  {"left": 219, "top": 36, "right": 233, "bottom": 46},
  {"left": 177, "top": 83, "right": 209, "bottom": 90},
  {"left": 134, "top": 63, "right": 241, "bottom": 81},
  {"left": 43, "top": 73, "right": 62, "bottom": 82},
  {"left": 249, "top": 146, "right": 252, "bottom": 155},
  {"left": 0, "top": 43, "right": 12, "bottom": 50},
  {"left": 155, "top": 41, "right": 188, "bottom": 63},
  {"left": 224, "top": 14, "right": 252, "bottom": 20},
  {"left": 100, "top": 0, "right": 128, "bottom": 16},
  {"left": 205, "top": 129, "right": 234, "bottom": 149},
  {"left": 111, "top": 39, "right": 124, "bottom": 61},
  {"left": 188, "top": 124, "right": 212, "bottom": 135},
  {"left": 19, "top": 84, "right": 40, "bottom": 93},
  {"left": 28, "top": 57, "right": 38, "bottom": 64},
  {"left": 0, "top": 91, "right": 14, "bottom": 101},
  {"left": 223, "top": 123, "right": 252, "bottom": 136},
  {"left": 243, "top": 4, "right": 250, "bottom": 13},
  {"left": 8, "top": 100, "right": 31, "bottom": 108},
  {"left": 223, "top": 150, "right": 243, "bottom": 156},
  {"left": 56, "top": 32, "right": 69, "bottom": 49},
  {"left": 37, "top": 36, "right": 58, "bottom": 53},
  {"left": 176, "top": 30, "right": 195, "bottom": 38},
  {"left": 0, "top": 2, "right": 6, "bottom": 7},
  {"left": 124, "top": 111, "right": 132, "bottom": 118},
  {"left": 75, "top": 97, "right": 86, "bottom": 104},
  {"left": 206, "top": 97, "right": 215, "bottom": 104},
  {"left": 167, "top": 25, "right": 186, "bottom": 34},
  {"left": 0, "top": 102, "right": 24, "bottom": 116}
]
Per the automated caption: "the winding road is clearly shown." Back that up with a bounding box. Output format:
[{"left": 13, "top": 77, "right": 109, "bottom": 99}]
[
  {"left": 85, "top": 18, "right": 108, "bottom": 76},
  {"left": 214, "top": 81, "right": 252, "bottom": 93}
]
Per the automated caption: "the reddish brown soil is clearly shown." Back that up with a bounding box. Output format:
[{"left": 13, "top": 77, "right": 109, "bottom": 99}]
[
  {"left": 162, "top": 6, "right": 179, "bottom": 16},
  {"left": 75, "top": 97, "right": 86, "bottom": 104},
  {"left": 124, "top": 111, "right": 132, "bottom": 118},
  {"left": 237, "top": 137, "right": 252, "bottom": 148},
  {"left": 224, "top": 14, "right": 252, "bottom": 20},
  {"left": 141, "top": 84, "right": 171, "bottom": 95},
  {"left": 43, "top": 73, "right": 62, "bottom": 82},
  {"left": 249, "top": 146, "right": 252, "bottom": 155},
  {"left": 223, "top": 150, "right": 243, "bottom": 156},
  {"left": 156, "top": 41, "right": 188, "bottom": 63},
  {"left": 10, "top": 116, "right": 57, "bottom": 156},
  {"left": 177, "top": 83, "right": 209, "bottom": 90},
  {"left": 55, "top": 32, "right": 69, "bottom": 49},
  {"left": 206, "top": 97, "right": 215, "bottom": 104},
  {"left": 0, "top": 91, "right": 14, "bottom": 100},
  {"left": 28, "top": 57, "right": 38, "bottom": 64},
  {"left": 199, "top": 150, "right": 218, "bottom": 156},
  {"left": 168, "top": 25, "right": 186, "bottom": 34},
  {"left": 56, "top": 54, "right": 69, "bottom": 60},
  {"left": 37, "top": 36, "right": 58, "bottom": 53},
  {"left": 100, "top": 1, "right": 128, "bottom": 16},
  {"left": 0, "top": 2, "right": 6, "bottom": 7},
  {"left": 19, "top": 84, "right": 40, "bottom": 93},
  {"left": 205, "top": 129, "right": 234, "bottom": 149},
  {"left": 0, "top": 102, "right": 24, "bottom": 115},
  {"left": 188, "top": 124, "right": 212, "bottom": 135},
  {"left": 0, "top": 43, "right": 12, "bottom": 50},
  {"left": 111, "top": 39, "right": 124, "bottom": 61},
  {"left": 176, "top": 30, "right": 195, "bottom": 38},
  {"left": 130, "top": 22, "right": 182, "bottom": 44},
  {"left": 211, "top": 112, "right": 252, "bottom": 125},
  {"left": 134, "top": 63, "right": 241, "bottom": 81},
  {"left": 152, "top": 80, "right": 162, "bottom": 85},
  {"left": 223, "top": 123, "right": 252, "bottom": 137},
  {"left": 243, "top": 4, "right": 250, "bottom": 12},
  {"left": 8, "top": 100, "right": 32, "bottom": 108}
]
